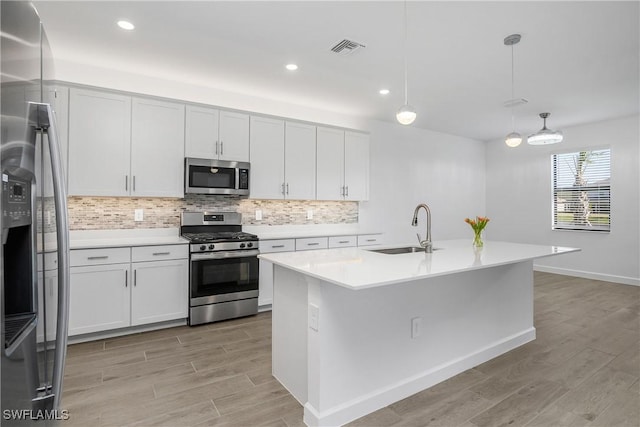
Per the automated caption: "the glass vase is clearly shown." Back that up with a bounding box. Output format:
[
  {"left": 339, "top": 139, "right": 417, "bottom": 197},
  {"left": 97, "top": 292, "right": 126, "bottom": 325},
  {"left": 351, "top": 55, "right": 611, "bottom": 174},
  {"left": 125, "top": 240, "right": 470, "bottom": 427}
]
[{"left": 472, "top": 230, "right": 483, "bottom": 248}]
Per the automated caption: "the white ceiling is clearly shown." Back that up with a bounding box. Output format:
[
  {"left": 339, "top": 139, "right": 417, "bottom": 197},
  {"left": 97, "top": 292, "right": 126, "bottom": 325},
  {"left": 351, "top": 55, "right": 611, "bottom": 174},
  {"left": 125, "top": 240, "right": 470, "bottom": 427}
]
[{"left": 33, "top": 1, "right": 639, "bottom": 142}]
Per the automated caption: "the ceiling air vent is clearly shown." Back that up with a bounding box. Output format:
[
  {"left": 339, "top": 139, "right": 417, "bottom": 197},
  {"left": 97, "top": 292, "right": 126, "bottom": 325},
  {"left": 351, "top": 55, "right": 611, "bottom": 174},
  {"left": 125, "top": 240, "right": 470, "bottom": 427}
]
[{"left": 330, "top": 39, "right": 366, "bottom": 56}]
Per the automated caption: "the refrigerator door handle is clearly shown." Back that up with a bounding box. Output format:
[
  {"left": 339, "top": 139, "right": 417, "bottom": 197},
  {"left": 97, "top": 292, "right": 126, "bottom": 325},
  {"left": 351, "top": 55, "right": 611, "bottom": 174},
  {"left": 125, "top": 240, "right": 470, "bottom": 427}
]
[{"left": 39, "top": 103, "right": 70, "bottom": 410}]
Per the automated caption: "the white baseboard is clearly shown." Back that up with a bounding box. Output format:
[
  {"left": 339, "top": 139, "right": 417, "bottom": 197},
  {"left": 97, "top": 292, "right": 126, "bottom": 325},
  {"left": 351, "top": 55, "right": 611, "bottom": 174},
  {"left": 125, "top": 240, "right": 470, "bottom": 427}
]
[
  {"left": 534, "top": 265, "right": 639, "bottom": 287},
  {"left": 303, "top": 328, "right": 536, "bottom": 427},
  {"left": 67, "top": 319, "right": 187, "bottom": 344}
]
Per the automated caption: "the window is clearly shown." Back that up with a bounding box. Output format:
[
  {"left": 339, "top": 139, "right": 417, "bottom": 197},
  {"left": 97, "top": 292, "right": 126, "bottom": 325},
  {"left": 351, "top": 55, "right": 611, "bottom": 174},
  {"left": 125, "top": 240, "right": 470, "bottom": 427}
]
[{"left": 552, "top": 149, "right": 611, "bottom": 232}]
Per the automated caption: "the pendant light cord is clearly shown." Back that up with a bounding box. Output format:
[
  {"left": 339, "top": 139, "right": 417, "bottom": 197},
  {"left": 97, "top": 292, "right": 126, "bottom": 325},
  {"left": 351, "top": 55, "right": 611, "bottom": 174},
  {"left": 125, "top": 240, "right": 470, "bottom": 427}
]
[
  {"left": 403, "top": 0, "right": 408, "bottom": 105},
  {"left": 510, "top": 43, "right": 515, "bottom": 130}
]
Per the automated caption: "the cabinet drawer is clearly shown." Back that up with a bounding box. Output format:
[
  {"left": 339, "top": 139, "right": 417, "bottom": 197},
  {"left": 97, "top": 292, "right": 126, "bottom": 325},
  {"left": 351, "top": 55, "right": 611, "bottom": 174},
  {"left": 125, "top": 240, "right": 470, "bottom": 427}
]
[
  {"left": 357, "top": 235, "right": 382, "bottom": 247},
  {"left": 260, "top": 239, "right": 295, "bottom": 254},
  {"left": 71, "top": 247, "right": 131, "bottom": 267},
  {"left": 295, "top": 237, "right": 329, "bottom": 251},
  {"left": 328, "top": 236, "right": 357, "bottom": 248},
  {"left": 131, "top": 244, "right": 188, "bottom": 262}
]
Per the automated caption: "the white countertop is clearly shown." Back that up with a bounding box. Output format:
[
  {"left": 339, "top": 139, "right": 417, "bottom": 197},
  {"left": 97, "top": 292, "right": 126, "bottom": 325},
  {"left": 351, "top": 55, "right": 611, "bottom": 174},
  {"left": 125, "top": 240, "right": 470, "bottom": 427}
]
[
  {"left": 243, "top": 224, "right": 382, "bottom": 240},
  {"left": 70, "top": 228, "right": 187, "bottom": 249},
  {"left": 259, "top": 239, "right": 580, "bottom": 290}
]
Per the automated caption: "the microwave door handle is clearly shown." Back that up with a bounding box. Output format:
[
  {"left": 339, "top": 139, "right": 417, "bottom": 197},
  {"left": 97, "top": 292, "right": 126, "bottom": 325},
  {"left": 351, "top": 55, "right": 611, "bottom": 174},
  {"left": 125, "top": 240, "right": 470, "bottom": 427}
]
[
  {"left": 37, "top": 103, "right": 70, "bottom": 410},
  {"left": 235, "top": 167, "right": 240, "bottom": 190}
]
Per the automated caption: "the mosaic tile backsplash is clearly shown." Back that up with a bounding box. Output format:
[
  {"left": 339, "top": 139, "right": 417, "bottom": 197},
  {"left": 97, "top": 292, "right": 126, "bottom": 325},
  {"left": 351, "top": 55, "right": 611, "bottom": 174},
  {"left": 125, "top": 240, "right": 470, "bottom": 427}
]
[{"left": 68, "top": 195, "right": 358, "bottom": 230}]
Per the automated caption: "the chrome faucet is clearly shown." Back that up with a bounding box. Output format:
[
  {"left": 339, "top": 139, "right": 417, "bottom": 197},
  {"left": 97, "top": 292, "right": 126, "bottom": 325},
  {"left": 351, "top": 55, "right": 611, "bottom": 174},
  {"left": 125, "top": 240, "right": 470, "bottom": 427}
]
[{"left": 412, "top": 203, "right": 432, "bottom": 253}]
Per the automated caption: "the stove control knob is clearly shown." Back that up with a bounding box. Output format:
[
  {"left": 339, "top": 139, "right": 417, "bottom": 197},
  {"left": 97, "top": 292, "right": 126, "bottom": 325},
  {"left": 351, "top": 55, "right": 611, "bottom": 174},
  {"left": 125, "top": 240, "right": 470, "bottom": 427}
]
[
  {"left": 247, "top": 242, "right": 253, "bottom": 248},
  {"left": 239, "top": 243, "right": 246, "bottom": 249},
  {"left": 208, "top": 244, "right": 215, "bottom": 250},
  {"left": 199, "top": 245, "right": 206, "bottom": 251}
]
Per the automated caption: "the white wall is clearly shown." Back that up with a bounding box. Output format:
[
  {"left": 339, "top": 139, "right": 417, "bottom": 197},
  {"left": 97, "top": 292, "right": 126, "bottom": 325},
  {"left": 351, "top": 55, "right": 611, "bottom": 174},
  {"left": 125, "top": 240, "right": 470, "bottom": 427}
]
[
  {"left": 485, "top": 115, "right": 640, "bottom": 285},
  {"left": 358, "top": 120, "right": 486, "bottom": 245}
]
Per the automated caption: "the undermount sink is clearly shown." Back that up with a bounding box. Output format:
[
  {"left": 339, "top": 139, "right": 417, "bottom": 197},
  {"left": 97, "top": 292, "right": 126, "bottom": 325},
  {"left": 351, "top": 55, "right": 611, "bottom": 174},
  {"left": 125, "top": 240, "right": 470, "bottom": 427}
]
[{"left": 367, "top": 246, "right": 443, "bottom": 255}]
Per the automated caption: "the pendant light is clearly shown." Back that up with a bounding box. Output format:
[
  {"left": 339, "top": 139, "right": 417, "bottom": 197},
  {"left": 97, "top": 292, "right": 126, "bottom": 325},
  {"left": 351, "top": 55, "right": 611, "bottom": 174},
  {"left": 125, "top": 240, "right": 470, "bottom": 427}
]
[
  {"left": 528, "top": 112, "right": 563, "bottom": 145},
  {"left": 504, "top": 34, "right": 522, "bottom": 147},
  {"left": 396, "top": 0, "right": 416, "bottom": 125}
]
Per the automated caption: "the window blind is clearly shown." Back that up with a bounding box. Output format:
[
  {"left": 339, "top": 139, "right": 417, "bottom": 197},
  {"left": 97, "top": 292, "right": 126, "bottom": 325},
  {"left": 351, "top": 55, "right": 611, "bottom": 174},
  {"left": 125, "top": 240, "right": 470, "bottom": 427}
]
[{"left": 552, "top": 149, "right": 611, "bottom": 232}]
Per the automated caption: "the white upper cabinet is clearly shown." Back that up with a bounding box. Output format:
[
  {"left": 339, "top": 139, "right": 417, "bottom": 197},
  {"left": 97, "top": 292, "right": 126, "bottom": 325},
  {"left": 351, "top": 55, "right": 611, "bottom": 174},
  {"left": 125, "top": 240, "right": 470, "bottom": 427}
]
[
  {"left": 68, "top": 88, "right": 131, "bottom": 196},
  {"left": 249, "top": 116, "right": 285, "bottom": 199},
  {"left": 316, "top": 126, "right": 345, "bottom": 200},
  {"left": 185, "top": 105, "right": 249, "bottom": 162},
  {"left": 131, "top": 97, "right": 185, "bottom": 197},
  {"left": 344, "top": 131, "right": 369, "bottom": 201},
  {"left": 219, "top": 110, "right": 250, "bottom": 162},
  {"left": 185, "top": 105, "right": 219, "bottom": 159},
  {"left": 284, "top": 122, "right": 316, "bottom": 200},
  {"left": 316, "top": 128, "right": 369, "bottom": 201}
]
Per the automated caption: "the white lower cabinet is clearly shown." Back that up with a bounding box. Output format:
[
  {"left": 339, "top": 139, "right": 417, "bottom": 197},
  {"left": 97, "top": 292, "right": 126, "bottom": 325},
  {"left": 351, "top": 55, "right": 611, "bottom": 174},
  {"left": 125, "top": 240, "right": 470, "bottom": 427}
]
[
  {"left": 131, "top": 259, "right": 188, "bottom": 326},
  {"left": 258, "top": 239, "right": 295, "bottom": 307},
  {"left": 69, "top": 263, "right": 131, "bottom": 336},
  {"left": 69, "top": 244, "right": 188, "bottom": 336}
]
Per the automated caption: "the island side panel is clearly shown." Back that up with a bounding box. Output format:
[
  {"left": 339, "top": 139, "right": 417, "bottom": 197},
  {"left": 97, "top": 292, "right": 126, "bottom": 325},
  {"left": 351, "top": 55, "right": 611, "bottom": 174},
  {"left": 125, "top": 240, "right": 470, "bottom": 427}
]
[
  {"left": 304, "top": 260, "right": 535, "bottom": 427},
  {"left": 272, "top": 264, "right": 309, "bottom": 405}
]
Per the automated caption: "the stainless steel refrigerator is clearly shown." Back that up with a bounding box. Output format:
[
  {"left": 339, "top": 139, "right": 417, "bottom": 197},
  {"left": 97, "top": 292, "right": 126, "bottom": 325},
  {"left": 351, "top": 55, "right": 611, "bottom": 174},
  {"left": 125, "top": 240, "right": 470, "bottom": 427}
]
[{"left": 1, "top": 1, "right": 70, "bottom": 424}]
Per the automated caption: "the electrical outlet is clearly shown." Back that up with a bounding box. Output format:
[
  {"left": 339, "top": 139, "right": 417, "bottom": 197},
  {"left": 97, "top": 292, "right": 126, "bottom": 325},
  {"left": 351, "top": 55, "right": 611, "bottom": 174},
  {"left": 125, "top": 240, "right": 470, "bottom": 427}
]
[
  {"left": 411, "top": 317, "right": 422, "bottom": 338},
  {"left": 134, "top": 209, "right": 144, "bottom": 222},
  {"left": 255, "top": 209, "right": 263, "bottom": 221},
  {"left": 309, "top": 303, "right": 320, "bottom": 331},
  {"left": 307, "top": 209, "right": 313, "bottom": 220}
]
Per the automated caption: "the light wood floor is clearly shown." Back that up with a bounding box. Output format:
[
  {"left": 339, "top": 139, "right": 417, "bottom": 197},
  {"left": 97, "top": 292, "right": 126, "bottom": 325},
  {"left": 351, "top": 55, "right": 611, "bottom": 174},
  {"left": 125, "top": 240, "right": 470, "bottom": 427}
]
[{"left": 62, "top": 272, "right": 639, "bottom": 426}]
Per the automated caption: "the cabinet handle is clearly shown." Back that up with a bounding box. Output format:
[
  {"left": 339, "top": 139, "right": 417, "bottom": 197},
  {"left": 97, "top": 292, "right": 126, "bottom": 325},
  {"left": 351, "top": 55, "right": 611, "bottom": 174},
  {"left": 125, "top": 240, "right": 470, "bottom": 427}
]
[
  {"left": 340, "top": 186, "right": 344, "bottom": 196},
  {"left": 339, "top": 240, "right": 350, "bottom": 244},
  {"left": 286, "top": 183, "right": 289, "bottom": 195},
  {"left": 366, "top": 239, "right": 377, "bottom": 242},
  {"left": 152, "top": 252, "right": 171, "bottom": 256},
  {"left": 125, "top": 175, "right": 128, "bottom": 191},
  {"left": 133, "top": 176, "right": 136, "bottom": 192},
  {"left": 87, "top": 256, "right": 108, "bottom": 260},
  {"left": 220, "top": 141, "right": 224, "bottom": 155},
  {"left": 134, "top": 270, "right": 137, "bottom": 287},
  {"left": 215, "top": 141, "right": 219, "bottom": 155},
  {"left": 345, "top": 186, "right": 349, "bottom": 197},
  {"left": 281, "top": 183, "right": 285, "bottom": 195},
  {"left": 271, "top": 245, "right": 285, "bottom": 249},
  {"left": 125, "top": 270, "right": 128, "bottom": 287},
  {"left": 307, "top": 242, "right": 320, "bottom": 246}
]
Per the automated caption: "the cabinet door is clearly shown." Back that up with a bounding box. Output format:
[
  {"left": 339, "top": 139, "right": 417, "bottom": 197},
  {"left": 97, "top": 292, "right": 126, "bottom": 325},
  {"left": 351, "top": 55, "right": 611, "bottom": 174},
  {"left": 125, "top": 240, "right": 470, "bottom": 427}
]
[
  {"left": 131, "top": 98, "right": 185, "bottom": 197},
  {"left": 131, "top": 260, "right": 188, "bottom": 326},
  {"left": 219, "top": 111, "right": 250, "bottom": 162},
  {"left": 249, "top": 116, "right": 285, "bottom": 199},
  {"left": 69, "top": 264, "right": 131, "bottom": 336},
  {"left": 185, "top": 105, "right": 219, "bottom": 159},
  {"left": 68, "top": 89, "right": 131, "bottom": 196},
  {"left": 344, "top": 131, "right": 370, "bottom": 201},
  {"left": 316, "top": 127, "right": 345, "bottom": 200},
  {"left": 284, "top": 122, "right": 316, "bottom": 200}
]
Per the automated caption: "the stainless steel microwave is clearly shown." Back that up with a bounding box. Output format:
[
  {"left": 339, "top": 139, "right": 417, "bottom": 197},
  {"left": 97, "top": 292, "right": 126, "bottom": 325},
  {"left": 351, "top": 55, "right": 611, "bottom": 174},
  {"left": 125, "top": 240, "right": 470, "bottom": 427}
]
[{"left": 185, "top": 158, "right": 250, "bottom": 196}]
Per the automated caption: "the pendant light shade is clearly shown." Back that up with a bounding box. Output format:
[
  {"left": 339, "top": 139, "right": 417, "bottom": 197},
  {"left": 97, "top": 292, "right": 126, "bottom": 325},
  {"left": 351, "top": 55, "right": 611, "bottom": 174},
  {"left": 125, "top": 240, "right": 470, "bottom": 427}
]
[
  {"left": 396, "top": 0, "right": 416, "bottom": 125},
  {"left": 505, "top": 132, "right": 523, "bottom": 147},
  {"left": 396, "top": 105, "right": 417, "bottom": 125},
  {"left": 528, "top": 112, "right": 563, "bottom": 145},
  {"left": 504, "top": 34, "right": 522, "bottom": 147}
]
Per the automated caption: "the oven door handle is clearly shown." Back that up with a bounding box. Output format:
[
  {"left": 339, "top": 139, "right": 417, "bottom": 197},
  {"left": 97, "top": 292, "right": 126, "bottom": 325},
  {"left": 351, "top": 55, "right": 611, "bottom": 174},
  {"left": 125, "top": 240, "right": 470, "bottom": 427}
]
[{"left": 191, "top": 249, "right": 260, "bottom": 260}]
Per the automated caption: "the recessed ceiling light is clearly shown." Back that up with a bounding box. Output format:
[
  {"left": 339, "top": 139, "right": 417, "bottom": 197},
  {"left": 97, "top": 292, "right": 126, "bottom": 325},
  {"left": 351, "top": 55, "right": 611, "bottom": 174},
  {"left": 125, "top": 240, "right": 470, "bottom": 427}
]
[
  {"left": 379, "top": 89, "right": 390, "bottom": 95},
  {"left": 117, "top": 20, "right": 135, "bottom": 31},
  {"left": 285, "top": 63, "right": 298, "bottom": 71}
]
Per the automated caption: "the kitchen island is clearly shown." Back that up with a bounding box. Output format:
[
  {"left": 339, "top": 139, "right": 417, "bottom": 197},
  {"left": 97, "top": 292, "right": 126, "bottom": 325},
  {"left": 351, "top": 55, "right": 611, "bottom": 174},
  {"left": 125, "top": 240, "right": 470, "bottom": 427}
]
[{"left": 259, "top": 239, "right": 579, "bottom": 427}]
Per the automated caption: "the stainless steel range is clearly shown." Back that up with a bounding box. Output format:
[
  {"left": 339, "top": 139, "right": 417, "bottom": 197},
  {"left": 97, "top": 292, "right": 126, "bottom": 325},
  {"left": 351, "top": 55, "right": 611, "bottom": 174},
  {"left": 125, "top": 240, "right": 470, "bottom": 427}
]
[{"left": 181, "top": 211, "right": 259, "bottom": 326}]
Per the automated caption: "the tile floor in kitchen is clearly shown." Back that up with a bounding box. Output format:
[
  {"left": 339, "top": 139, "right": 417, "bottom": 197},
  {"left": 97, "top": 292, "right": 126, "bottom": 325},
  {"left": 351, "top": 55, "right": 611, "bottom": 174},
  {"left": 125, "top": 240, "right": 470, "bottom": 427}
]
[{"left": 62, "top": 272, "right": 639, "bottom": 426}]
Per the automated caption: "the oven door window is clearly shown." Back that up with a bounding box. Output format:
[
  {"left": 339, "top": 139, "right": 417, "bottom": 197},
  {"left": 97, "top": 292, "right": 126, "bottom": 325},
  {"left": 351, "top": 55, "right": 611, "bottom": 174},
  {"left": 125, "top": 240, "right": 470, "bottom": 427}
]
[
  {"left": 191, "top": 256, "right": 258, "bottom": 298},
  {"left": 188, "top": 165, "right": 236, "bottom": 190}
]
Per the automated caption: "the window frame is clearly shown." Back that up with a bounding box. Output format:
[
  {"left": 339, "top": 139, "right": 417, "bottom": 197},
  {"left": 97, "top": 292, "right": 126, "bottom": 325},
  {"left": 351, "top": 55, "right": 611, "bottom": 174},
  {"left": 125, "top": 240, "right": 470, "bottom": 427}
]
[{"left": 550, "top": 147, "right": 611, "bottom": 233}]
